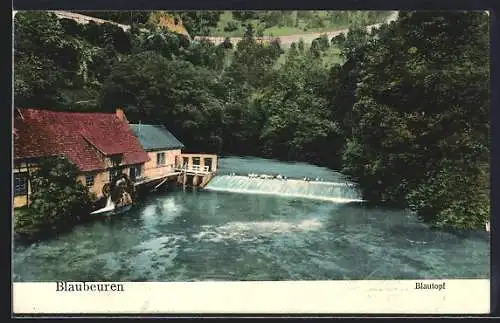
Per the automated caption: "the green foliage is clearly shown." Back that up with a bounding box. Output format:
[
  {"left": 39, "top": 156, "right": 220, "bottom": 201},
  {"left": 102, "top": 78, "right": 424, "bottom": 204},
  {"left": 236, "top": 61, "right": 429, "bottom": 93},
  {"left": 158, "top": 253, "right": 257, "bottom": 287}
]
[
  {"left": 14, "top": 11, "right": 131, "bottom": 109},
  {"left": 80, "top": 21, "right": 132, "bottom": 54},
  {"left": 221, "top": 37, "right": 233, "bottom": 49},
  {"left": 254, "top": 46, "right": 340, "bottom": 165},
  {"left": 181, "top": 39, "right": 226, "bottom": 71},
  {"left": 176, "top": 11, "right": 223, "bottom": 36},
  {"left": 225, "top": 29, "right": 283, "bottom": 90},
  {"left": 14, "top": 157, "right": 94, "bottom": 239},
  {"left": 224, "top": 20, "right": 239, "bottom": 32},
  {"left": 232, "top": 11, "right": 259, "bottom": 21},
  {"left": 209, "top": 11, "right": 392, "bottom": 37},
  {"left": 342, "top": 11, "right": 490, "bottom": 229},
  {"left": 100, "top": 51, "right": 225, "bottom": 153},
  {"left": 313, "top": 34, "right": 330, "bottom": 51},
  {"left": 133, "top": 27, "right": 188, "bottom": 58},
  {"left": 14, "top": 10, "right": 490, "bottom": 230},
  {"left": 14, "top": 12, "right": 80, "bottom": 107}
]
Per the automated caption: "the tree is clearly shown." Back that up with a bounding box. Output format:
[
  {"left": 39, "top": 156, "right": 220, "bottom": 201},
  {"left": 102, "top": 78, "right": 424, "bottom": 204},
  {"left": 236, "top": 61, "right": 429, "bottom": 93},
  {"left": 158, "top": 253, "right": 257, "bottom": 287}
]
[
  {"left": 338, "top": 26, "right": 370, "bottom": 61},
  {"left": 100, "top": 51, "right": 225, "bottom": 153},
  {"left": 177, "top": 11, "right": 222, "bottom": 36},
  {"left": 132, "top": 27, "right": 186, "bottom": 59},
  {"left": 313, "top": 34, "right": 330, "bottom": 51},
  {"left": 14, "top": 157, "right": 94, "bottom": 239},
  {"left": 181, "top": 39, "right": 226, "bottom": 71},
  {"left": 342, "top": 11, "right": 490, "bottom": 229},
  {"left": 221, "top": 37, "right": 233, "bottom": 49},
  {"left": 255, "top": 48, "right": 337, "bottom": 164},
  {"left": 232, "top": 11, "right": 259, "bottom": 21},
  {"left": 331, "top": 33, "right": 345, "bottom": 47},
  {"left": 224, "top": 20, "right": 239, "bottom": 33},
  {"left": 14, "top": 11, "right": 85, "bottom": 107},
  {"left": 224, "top": 25, "right": 282, "bottom": 91}
]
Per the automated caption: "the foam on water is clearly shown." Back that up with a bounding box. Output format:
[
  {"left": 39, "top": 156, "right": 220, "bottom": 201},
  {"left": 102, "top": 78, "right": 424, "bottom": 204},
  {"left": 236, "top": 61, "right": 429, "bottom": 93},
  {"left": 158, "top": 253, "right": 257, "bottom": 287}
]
[
  {"left": 191, "top": 218, "right": 324, "bottom": 243},
  {"left": 205, "top": 175, "right": 364, "bottom": 203},
  {"left": 141, "top": 197, "right": 185, "bottom": 227}
]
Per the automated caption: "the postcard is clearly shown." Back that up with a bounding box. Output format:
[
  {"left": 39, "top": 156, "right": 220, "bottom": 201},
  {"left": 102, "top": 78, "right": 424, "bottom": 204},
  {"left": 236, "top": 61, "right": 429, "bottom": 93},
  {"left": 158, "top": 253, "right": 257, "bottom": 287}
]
[{"left": 12, "top": 9, "right": 490, "bottom": 315}]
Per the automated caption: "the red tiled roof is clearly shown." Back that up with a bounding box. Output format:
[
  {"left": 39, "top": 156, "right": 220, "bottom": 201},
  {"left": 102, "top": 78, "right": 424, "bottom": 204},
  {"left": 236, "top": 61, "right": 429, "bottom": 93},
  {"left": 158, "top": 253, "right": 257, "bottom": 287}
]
[{"left": 14, "top": 108, "right": 150, "bottom": 172}]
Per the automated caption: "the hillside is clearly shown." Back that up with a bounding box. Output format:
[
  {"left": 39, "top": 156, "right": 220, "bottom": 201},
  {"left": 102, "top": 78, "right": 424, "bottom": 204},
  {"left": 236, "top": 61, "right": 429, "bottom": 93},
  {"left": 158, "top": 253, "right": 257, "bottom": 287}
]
[
  {"left": 13, "top": 11, "right": 490, "bottom": 230},
  {"left": 207, "top": 10, "right": 392, "bottom": 37},
  {"left": 71, "top": 10, "right": 393, "bottom": 39}
]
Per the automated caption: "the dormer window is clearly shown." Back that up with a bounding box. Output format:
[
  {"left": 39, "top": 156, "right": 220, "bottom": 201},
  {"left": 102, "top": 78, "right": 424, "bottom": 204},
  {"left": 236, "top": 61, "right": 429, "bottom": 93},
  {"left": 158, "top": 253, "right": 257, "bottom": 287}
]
[{"left": 110, "top": 154, "right": 123, "bottom": 167}]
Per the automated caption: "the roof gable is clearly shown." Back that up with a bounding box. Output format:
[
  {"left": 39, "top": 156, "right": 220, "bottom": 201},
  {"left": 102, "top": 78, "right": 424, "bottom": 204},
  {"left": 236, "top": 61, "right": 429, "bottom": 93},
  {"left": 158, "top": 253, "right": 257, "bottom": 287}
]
[
  {"left": 14, "top": 108, "right": 150, "bottom": 171},
  {"left": 130, "top": 124, "right": 185, "bottom": 151}
]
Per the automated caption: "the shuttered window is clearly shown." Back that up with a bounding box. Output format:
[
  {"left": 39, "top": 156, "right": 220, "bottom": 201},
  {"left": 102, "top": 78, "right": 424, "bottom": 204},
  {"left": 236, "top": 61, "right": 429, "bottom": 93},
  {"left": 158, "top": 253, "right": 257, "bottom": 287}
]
[{"left": 14, "top": 172, "right": 28, "bottom": 196}]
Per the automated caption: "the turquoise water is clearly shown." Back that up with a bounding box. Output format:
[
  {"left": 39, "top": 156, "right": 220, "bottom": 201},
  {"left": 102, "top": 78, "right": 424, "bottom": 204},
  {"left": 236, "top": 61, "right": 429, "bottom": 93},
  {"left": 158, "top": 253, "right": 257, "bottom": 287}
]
[{"left": 12, "top": 156, "right": 490, "bottom": 281}]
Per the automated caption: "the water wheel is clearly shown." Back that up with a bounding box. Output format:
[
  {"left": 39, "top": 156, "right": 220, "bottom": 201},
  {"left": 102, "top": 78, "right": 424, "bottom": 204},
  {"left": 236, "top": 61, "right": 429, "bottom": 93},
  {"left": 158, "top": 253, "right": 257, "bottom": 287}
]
[
  {"left": 102, "top": 183, "right": 111, "bottom": 197},
  {"left": 109, "top": 173, "right": 136, "bottom": 206}
]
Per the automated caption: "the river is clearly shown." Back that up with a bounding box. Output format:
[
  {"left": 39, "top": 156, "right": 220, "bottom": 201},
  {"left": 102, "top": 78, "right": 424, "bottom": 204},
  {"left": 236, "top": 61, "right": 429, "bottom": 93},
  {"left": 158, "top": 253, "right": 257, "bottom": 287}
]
[{"left": 13, "top": 156, "right": 490, "bottom": 282}]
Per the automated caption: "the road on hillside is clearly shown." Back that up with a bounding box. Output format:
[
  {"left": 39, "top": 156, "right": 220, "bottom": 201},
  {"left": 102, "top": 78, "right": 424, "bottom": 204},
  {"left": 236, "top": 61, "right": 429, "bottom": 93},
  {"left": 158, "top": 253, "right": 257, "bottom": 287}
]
[
  {"left": 194, "top": 11, "right": 399, "bottom": 45},
  {"left": 31, "top": 10, "right": 399, "bottom": 46}
]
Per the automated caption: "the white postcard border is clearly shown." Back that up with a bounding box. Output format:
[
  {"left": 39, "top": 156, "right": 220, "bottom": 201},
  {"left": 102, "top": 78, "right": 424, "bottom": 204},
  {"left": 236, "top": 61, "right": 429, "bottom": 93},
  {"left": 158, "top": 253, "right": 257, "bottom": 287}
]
[{"left": 13, "top": 279, "right": 490, "bottom": 314}]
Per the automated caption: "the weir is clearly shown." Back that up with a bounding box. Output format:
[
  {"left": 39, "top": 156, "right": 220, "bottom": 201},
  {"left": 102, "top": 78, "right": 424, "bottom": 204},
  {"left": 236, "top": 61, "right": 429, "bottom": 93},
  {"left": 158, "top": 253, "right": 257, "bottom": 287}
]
[{"left": 204, "top": 175, "right": 364, "bottom": 203}]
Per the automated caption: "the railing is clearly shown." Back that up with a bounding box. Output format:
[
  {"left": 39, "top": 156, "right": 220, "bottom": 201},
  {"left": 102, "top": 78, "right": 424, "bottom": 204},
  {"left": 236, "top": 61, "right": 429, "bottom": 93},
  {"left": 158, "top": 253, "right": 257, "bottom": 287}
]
[{"left": 175, "top": 164, "right": 210, "bottom": 173}]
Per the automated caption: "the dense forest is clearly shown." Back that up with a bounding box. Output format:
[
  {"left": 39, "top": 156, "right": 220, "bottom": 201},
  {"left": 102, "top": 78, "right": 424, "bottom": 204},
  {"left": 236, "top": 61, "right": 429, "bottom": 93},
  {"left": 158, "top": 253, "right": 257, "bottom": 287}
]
[{"left": 14, "top": 11, "right": 490, "bottom": 230}]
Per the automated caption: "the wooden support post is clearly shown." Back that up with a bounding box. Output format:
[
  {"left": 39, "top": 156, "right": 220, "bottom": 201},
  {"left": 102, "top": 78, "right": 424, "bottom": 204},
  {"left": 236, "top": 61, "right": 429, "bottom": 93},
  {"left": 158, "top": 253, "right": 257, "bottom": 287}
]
[{"left": 26, "top": 162, "right": 31, "bottom": 207}]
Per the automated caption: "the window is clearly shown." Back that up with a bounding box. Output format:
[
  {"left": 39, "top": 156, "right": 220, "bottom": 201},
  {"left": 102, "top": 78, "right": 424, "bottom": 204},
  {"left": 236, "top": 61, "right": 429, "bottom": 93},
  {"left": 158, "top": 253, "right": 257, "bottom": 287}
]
[
  {"left": 157, "top": 152, "right": 166, "bottom": 166},
  {"left": 85, "top": 174, "right": 95, "bottom": 187},
  {"left": 204, "top": 158, "right": 213, "bottom": 171},
  {"left": 132, "top": 166, "right": 141, "bottom": 177},
  {"left": 14, "top": 172, "right": 28, "bottom": 196},
  {"left": 130, "top": 165, "right": 143, "bottom": 181},
  {"left": 109, "top": 168, "right": 121, "bottom": 182}
]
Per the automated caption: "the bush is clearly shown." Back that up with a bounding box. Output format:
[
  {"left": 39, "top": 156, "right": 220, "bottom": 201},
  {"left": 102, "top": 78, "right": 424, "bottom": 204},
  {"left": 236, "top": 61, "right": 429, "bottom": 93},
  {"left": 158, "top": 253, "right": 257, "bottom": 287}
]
[
  {"left": 224, "top": 21, "right": 239, "bottom": 33},
  {"left": 331, "top": 33, "right": 345, "bottom": 46},
  {"left": 221, "top": 37, "right": 233, "bottom": 49},
  {"left": 14, "top": 156, "right": 94, "bottom": 240},
  {"left": 407, "top": 163, "right": 489, "bottom": 229}
]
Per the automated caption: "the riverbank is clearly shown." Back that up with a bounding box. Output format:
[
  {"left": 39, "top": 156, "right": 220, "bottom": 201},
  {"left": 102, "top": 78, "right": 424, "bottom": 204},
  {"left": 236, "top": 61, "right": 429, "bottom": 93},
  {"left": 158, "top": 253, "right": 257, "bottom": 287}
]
[
  {"left": 13, "top": 156, "right": 489, "bottom": 282},
  {"left": 14, "top": 206, "right": 94, "bottom": 244}
]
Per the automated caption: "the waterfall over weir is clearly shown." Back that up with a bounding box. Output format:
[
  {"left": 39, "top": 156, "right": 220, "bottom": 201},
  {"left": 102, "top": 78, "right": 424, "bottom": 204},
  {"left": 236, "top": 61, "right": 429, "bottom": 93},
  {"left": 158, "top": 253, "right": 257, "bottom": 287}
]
[{"left": 204, "top": 175, "right": 364, "bottom": 203}]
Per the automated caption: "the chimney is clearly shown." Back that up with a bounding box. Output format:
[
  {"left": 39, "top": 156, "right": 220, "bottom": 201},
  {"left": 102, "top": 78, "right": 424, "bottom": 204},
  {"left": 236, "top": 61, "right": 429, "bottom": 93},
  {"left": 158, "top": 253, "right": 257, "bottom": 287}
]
[{"left": 116, "top": 107, "right": 128, "bottom": 123}]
